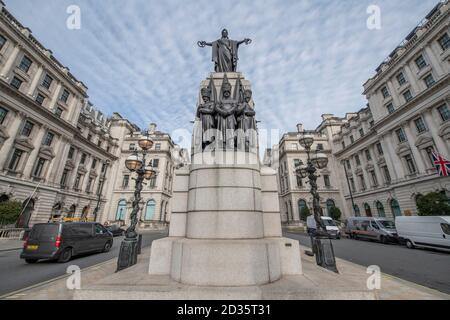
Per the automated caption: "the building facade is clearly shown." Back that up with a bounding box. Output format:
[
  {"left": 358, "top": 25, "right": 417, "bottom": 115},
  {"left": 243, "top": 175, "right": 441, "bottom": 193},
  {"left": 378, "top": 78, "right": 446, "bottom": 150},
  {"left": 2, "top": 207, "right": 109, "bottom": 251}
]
[{"left": 0, "top": 3, "right": 118, "bottom": 227}]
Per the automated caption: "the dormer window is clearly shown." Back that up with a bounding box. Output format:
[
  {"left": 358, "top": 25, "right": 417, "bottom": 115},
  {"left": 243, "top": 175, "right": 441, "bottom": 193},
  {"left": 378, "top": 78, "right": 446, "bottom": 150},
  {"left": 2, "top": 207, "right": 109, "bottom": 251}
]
[
  {"left": 18, "top": 56, "right": 32, "bottom": 73},
  {"left": 415, "top": 55, "right": 427, "bottom": 70},
  {"left": 438, "top": 33, "right": 449, "bottom": 51},
  {"left": 381, "top": 86, "right": 390, "bottom": 99}
]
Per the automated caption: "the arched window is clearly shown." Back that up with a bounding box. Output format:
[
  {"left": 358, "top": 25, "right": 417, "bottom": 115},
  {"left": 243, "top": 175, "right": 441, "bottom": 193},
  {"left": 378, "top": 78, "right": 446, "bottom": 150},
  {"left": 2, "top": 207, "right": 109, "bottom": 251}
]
[
  {"left": 115, "top": 200, "right": 127, "bottom": 221},
  {"left": 67, "top": 204, "right": 76, "bottom": 218},
  {"left": 390, "top": 199, "right": 402, "bottom": 217},
  {"left": 354, "top": 205, "right": 361, "bottom": 217},
  {"left": 144, "top": 200, "right": 156, "bottom": 221},
  {"left": 298, "top": 199, "right": 307, "bottom": 221},
  {"left": 81, "top": 206, "right": 90, "bottom": 220},
  {"left": 0, "top": 194, "right": 9, "bottom": 202},
  {"left": 376, "top": 201, "right": 385, "bottom": 217},
  {"left": 326, "top": 199, "right": 336, "bottom": 216},
  {"left": 364, "top": 203, "right": 372, "bottom": 217}
]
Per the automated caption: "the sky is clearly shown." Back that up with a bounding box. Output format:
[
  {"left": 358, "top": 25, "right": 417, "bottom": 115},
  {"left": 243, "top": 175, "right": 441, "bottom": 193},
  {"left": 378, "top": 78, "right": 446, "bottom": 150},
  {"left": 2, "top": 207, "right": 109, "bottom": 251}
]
[{"left": 4, "top": 0, "right": 441, "bottom": 150}]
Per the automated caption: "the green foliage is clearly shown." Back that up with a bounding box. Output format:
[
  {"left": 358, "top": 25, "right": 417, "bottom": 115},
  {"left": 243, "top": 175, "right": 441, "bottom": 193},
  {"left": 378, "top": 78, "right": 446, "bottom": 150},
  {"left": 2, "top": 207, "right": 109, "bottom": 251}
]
[
  {"left": 329, "top": 206, "right": 342, "bottom": 221},
  {"left": 300, "top": 206, "right": 311, "bottom": 221},
  {"left": 0, "top": 201, "right": 23, "bottom": 225},
  {"left": 416, "top": 192, "right": 450, "bottom": 216}
]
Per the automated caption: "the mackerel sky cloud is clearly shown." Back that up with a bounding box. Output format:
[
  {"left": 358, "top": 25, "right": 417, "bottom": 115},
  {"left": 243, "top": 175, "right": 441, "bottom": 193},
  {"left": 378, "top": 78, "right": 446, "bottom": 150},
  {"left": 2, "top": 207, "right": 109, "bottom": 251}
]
[{"left": 5, "top": 0, "right": 439, "bottom": 149}]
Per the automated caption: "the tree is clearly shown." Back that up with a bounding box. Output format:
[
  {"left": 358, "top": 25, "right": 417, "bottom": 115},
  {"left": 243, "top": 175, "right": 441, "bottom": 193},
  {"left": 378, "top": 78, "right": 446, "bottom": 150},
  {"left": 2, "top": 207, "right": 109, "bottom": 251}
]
[
  {"left": 329, "top": 206, "right": 342, "bottom": 221},
  {"left": 300, "top": 206, "right": 311, "bottom": 222},
  {"left": 0, "top": 200, "right": 22, "bottom": 225},
  {"left": 416, "top": 192, "right": 450, "bottom": 216}
]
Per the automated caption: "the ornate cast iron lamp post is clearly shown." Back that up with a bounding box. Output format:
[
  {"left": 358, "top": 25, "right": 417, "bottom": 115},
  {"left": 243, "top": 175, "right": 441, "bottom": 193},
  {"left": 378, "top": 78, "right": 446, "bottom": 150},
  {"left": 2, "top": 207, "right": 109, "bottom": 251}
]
[
  {"left": 296, "top": 133, "right": 338, "bottom": 273},
  {"left": 117, "top": 132, "right": 156, "bottom": 272}
]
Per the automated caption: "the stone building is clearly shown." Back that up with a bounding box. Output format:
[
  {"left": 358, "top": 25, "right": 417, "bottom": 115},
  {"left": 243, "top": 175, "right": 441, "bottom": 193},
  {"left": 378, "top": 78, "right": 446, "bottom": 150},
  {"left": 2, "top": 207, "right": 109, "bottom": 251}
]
[
  {"left": 332, "top": 1, "right": 450, "bottom": 218},
  {"left": 101, "top": 119, "right": 180, "bottom": 229},
  {"left": 265, "top": 123, "right": 344, "bottom": 224},
  {"left": 0, "top": 3, "right": 118, "bottom": 227}
]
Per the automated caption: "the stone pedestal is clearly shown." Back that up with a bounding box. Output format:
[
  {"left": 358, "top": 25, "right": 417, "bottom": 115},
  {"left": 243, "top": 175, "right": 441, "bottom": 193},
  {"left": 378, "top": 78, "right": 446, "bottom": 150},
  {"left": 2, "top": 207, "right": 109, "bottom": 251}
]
[{"left": 149, "top": 72, "right": 302, "bottom": 287}]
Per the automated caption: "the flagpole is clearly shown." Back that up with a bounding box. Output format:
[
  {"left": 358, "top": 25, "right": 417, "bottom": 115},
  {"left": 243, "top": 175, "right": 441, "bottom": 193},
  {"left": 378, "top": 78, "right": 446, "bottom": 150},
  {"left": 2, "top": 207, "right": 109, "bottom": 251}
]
[{"left": 18, "top": 181, "right": 41, "bottom": 228}]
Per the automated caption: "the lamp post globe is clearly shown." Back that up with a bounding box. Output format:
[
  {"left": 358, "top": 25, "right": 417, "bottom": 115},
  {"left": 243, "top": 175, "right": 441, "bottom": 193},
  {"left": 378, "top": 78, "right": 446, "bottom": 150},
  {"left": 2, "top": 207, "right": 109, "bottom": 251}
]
[
  {"left": 143, "top": 166, "right": 156, "bottom": 180},
  {"left": 125, "top": 154, "right": 143, "bottom": 172},
  {"left": 299, "top": 134, "right": 314, "bottom": 149},
  {"left": 138, "top": 136, "right": 154, "bottom": 151},
  {"left": 312, "top": 153, "right": 328, "bottom": 169}
]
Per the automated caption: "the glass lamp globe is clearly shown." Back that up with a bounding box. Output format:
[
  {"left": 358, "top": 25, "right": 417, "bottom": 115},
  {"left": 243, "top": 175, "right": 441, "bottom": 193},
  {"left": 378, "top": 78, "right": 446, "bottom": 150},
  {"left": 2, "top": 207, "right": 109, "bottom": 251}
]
[
  {"left": 138, "top": 136, "right": 154, "bottom": 151},
  {"left": 299, "top": 134, "right": 314, "bottom": 149},
  {"left": 143, "top": 166, "right": 156, "bottom": 180},
  {"left": 312, "top": 153, "right": 328, "bottom": 169},
  {"left": 125, "top": 154, "right": 143, "bottom": 172}
]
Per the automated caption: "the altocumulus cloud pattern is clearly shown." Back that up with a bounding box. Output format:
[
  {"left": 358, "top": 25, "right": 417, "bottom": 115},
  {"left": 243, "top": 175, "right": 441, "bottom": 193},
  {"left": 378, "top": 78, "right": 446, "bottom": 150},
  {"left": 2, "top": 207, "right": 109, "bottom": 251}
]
[{"left": 5, "top": 0, "right": 439, "bottom": 149}]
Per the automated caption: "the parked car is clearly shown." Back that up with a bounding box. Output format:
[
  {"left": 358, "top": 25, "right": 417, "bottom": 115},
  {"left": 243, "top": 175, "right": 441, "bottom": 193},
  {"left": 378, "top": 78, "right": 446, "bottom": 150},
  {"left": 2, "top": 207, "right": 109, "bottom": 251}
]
[
  {"left": 307, "top": 216, "right": 341, "bottom": 239},
  {"left": 345, "top": 217, "right": 397, "bottom": 244},
  {"left": 106, "top": 224, "right": 125, "bottom": 237},
  {"left": 395, "top": 216, "right": 450, "bottom": 252},
  {"left": 20, "top": 222, "right": 113, "bottom": 264}
]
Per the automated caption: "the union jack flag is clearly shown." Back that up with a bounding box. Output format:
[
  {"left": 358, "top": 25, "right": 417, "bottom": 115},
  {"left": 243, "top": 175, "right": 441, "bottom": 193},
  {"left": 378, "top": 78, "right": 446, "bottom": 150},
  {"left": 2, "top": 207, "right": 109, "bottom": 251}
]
[{"left": 432, "top": 152, "right": 450, "bottom": 177}]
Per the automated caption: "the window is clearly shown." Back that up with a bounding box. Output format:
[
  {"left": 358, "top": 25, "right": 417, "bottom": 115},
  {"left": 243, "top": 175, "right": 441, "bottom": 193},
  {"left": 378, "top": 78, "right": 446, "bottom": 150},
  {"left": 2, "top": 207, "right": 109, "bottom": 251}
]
[
  {"left": 316, "top": 143, "right": 324, "bottom": 151},
  {"left": 41, "top": 74, "right": 53, "bottom": 89},
  {"left": 86, "top": 178, "right": 93, "bottom": 193},
  {"left": 35, "top": 93, "right": 45, "bottom": 106},
  {"left": 91, "top": 158, "right": 97, "bottom": 169},
  {"left": 438, "top": 33, "right": 450, "bottom": 51},
  {"left": 376, "top": 143, "right": 384, "bottom": 156},
  {"left": 97, "top": 140, "right": 102, "bottom": 147},
  {"left": 404, "top": 154, "right": 417, "bottom": 174},
  {"left": 87, "top": 134, "right": 92, "bottom": 142},
  {"left": 152, "top": 159, "right": 160, "bottom": 168},
  {"left": 43, "top": 132, "right": 54, "bottom": 146},
  {"left": 370, "top": 171, "right": 378, "bottom": 187},
  {"left": 376, "top": 201, "right": 386, "bottom": 217},
  {"left": 115, "top": 200, "right": 127, "bottom": 221},
  {"left": 155, "top": 143, "right": 161, "bottom": 151},
  {"left": 10, "top": 77, "right": 22, "bottom": 90},
  {"left": 350, "top": 135, "right": 354, "bottom": 144},
  {"left": 359, "top": 128, "right": 364, "bottom": 137},
  {"left": 426, "top": 147, "right": 436, "bottom": 167},
  {"left": 129, "top": 143, "right": 136, "bottom": 151},
  {"left": 8, "top": 149, "right": 23, "bottom": 171},
  {"left": 101, "top": 162, "right": 107, "bottom": 173},
  {"left": 346, "top": 159, "right": 351, "bottom": 170},
  {"left": 68, "top": 147, "right": 75, "bottom": 160},
  {"left": 323, "top": 175, "right": 331, "bottom": 188},
  {"left": 414, "top": 117, "right": 427, "bottom": 133},
  {"left": 60, "top": 89, "right": 70, "bottom": 103},
  {"left": 122, "top": 175, "right": 130, "bottom": 188},
  {"left": 369, "top": 120, "right": 374, "bottom": 128},
  {"left": 441, "top": 224, "right": 450, "bottom": 236},
  {"left": 403, "top": 90, "right": 413, "bottom": 102},
  {"left": 349, "top": 178, "right": 356, "bottom": 193},
  {"left": 148, "top": 176, "right": 157, "bottom": 189},
  {"left": 0, "top": 34, "right": 6, "bottom": 50},
  {"left": 0, "top": 107, "right": 8, "bottom": 125},
  {"left": 359, "top": 175, "right": 366, "bottom": 191},
  {"left": 21, "top": 121, "right": 34, "bottom": 137},
  {"left": 395, "top": 128, "right": 407, "bottom": 143},
  {"left": 341, "top": 141, "right": 345, "bottom": 149},
  {"left": 80, "top": 153, "right": 87, "bottom": 164},
  {"left": 18, "top": 56, "right": 32, "bottom": 73},
  {"left": 396, "top": 72, "right": 407, "bottom": 86},
  {"left": 355, "top": 155, "right": 361, "bottom": 166},
  {"left": 365, "top": 149, "right": 372, "bottom": 161},
  {"left": 293, "top": 159, "right": 301, "bottom": 168},
  {"left": 386, "top": 103, "right": 395, "bottom": 114},
  {"left": 437, "top": 104, "right": 449, "bottom": 122},
  {"left": 55, "top": 107, "right": 63, "bottom": 118},
  {"left": 382, "top": 166, "right": 391, "bottom": 184},
  {"left": 296, "top": 175, "right": 303, "bottom": 188},
  {"left": 424, "top": 74, "right": 435, "bottom": 88},
  {"left": 144, "top": 200, "right": 156, "bottom": 221},
  {"left": 33, "top": 158, "right": 46, "bottom": 177},
  {"left": 74, "top": 174, "right": 82, "bottom": 190},
  {"left": 60, "top": 169, "right": 70, "bottom": 187},
  {"left": 415, "top": 55, "right": 427, "bottom": 70},
  {"left": 381, "top": 86, "right": 390, "bottom": 99}
]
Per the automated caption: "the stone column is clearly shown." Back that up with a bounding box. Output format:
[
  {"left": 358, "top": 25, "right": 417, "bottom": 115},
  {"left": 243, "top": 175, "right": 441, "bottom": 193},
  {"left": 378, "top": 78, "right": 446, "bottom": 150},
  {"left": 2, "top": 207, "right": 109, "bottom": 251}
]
[
  {"left": 402, "top": 121, "right": 426, "bottom": 174},
  {"left": 0, "top": 111, "right": 24, "bottom": 170},
  {"left": 380, "top": 134, "right": 403, "bottom": 180},
  {"left": 49, "top": 82, "right": 62, "bottom": 110},
  {"left": 403, "top": 64, "right": 421, "bottom": 93},
  {"left": 425, "top": 46, "right": 445, "bottom": 77},
  {"left": 0, "top": 44, "right": 20, "bottom": 80},
  {"left": 23, "top": 125, "right": 47, "bottom": 178},
  {"left": 47, "top": 136, "right": 69, "bottom": 183},
  {"left": 26, "top": 64, "right": 43, "bottom": 97},
  {"left": 386, "top": 80, "right": 401, "bottom": 107}
]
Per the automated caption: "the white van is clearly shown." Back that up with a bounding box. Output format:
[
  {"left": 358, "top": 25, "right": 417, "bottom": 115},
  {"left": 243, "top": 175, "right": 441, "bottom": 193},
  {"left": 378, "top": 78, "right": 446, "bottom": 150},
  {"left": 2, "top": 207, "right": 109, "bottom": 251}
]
[
  {"left": 306, "top": 216, "right": 341, "bottom": 239},
  {"left": 395, "top": 216, "right": 450, "bottom": 252},
  {"left": 345, "top": 217, "right": 398, "bottom": 244}
]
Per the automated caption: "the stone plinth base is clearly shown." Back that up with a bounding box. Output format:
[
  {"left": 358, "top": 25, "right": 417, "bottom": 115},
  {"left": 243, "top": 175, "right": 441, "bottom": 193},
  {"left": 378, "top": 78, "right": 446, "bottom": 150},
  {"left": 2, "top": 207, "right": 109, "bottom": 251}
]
[{"left": 148, "top": 237, "right": 302, "bottom": 286}]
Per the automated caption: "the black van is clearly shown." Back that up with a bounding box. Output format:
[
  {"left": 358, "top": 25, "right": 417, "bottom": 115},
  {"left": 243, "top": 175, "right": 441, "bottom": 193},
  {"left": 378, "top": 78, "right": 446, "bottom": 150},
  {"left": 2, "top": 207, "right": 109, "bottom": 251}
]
[{"left": 20, "top": 222, "right": 113, "bottom": 264}]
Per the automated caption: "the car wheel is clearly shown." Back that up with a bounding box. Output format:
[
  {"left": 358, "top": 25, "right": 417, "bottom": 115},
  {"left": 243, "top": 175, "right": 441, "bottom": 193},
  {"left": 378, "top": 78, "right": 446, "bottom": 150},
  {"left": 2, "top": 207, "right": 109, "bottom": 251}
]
[
  {"left": 406, "top": 240, "right": 415, "bottom": 249},
  {"left": 25, "top": 259, "right": 38, "bottom": 264},
  {"left": 58, "top": 248, "right": 72, "bottom": 263},
  {"left": 353, "top": 234, "right": 358, "bottom": 240},
  {"left": 380, "top": 236, "right": 388, "bottom": 244},
  {"left": 103, "top": 241, "right": 112, "bottom": 253}
]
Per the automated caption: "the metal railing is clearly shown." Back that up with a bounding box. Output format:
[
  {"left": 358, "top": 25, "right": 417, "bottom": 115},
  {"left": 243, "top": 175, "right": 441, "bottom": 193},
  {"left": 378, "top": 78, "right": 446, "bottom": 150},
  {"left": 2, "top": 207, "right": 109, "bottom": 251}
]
[{"left": 0, "top": 228, "right": 24, "bottom": 239}]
